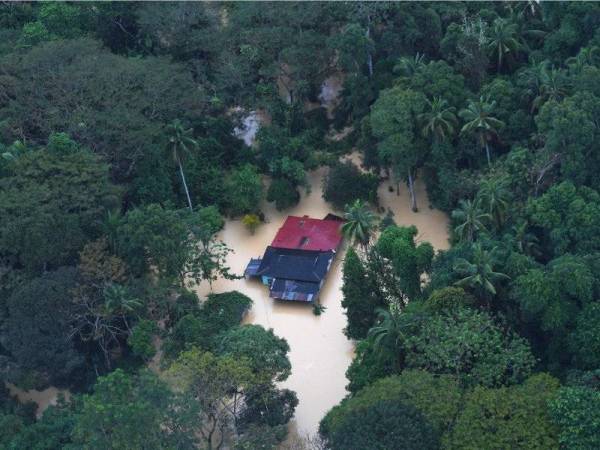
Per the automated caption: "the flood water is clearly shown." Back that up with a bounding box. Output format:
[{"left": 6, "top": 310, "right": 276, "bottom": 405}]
[{"left": 196, "top": 157, "right": 449, "bottom": 438}]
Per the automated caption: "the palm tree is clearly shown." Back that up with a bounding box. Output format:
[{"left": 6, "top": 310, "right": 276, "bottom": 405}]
[
  {"left": 393, "top": 52, "right": 426, "bottom": 77},
  {"left": 451, "top": 199, "right": 490, "bottom": 243},
  {"left": 477, "top": 177, "right": 511, "bottom": 231},
  {"left": 453, "top": 243, "right": 509, "bottom": 304},
  {"left": 103, "top": 283, "right": 142, "bottom": 317},
  {"left": 459, "top": 96, "right": 505, "bottom": 166},
  {"left": 167, "top": 119, "right": 199, "bottom": 211},
  {"left": 368, "top": 308, "right": 405, "bottom": 351},
  {"left": 519, "top": 61, "right": 569, "bottom": 112},
  {"left": 486, "top": 18, "right": 520, "bottom": 71},
  {"left": 510, "top": 221, "right": 541, "bottom": 258},
  {"left": 418, "top": 97, "right": 458, "bottom": 144},
  {"left": 566, "top": 46, "right": 600, "bottom": 73},
  {"left": 341, "top": 199, "right": 379, "bottom": 250}
]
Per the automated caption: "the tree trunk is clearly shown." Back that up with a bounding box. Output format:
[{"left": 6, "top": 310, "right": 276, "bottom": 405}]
[
  {"left": 177, "top": 155, "right": 193, "bottom": 211},
  {"left": 408, "top": 170, "right": 418, "bottom": 212},
  {"left": 366, "top": 16, "right": 373, "bottom": 78},
  {"left": 484, "top": 141, "right": 491, "bottom": 167}
]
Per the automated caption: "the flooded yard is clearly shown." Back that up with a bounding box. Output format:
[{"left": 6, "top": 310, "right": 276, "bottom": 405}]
[{"left": 196, "top": 160, "right": 449, "bottom": 437}]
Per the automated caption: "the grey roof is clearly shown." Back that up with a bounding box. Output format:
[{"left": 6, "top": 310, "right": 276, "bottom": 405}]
[{"left": 255, "top": 246, "right": 334, "bottom": 283}]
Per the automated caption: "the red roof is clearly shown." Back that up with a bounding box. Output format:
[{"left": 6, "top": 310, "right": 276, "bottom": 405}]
[{"left": 271, "top": 216, "right": 343, "bottom": 252}]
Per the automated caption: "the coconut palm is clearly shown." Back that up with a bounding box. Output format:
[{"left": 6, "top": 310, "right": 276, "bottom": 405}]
[
  {"left": 459, "top": 96, "right": 504, "bottom": 166},
  {"left": 566, "top": 46, "right": 600, "bottom": 73},
  {"left": 341, "top": 199, "right": 379, "bottom": 249},
  {"left": 166, "top": 119, "right": 199, "bottom": 211},
  {"left": 451, "top": 199, "right": 490, "bottom": 243},
  {"left": 486, "top": 18, "right": 520, "bottom": 71},
  {"left": 453, "top": 243, "right": 510, "bottom": 302},
  {"left": 393, "top": 52, "right": 426, "bottom": 77},
  {"left": 368, "top": 308, "right": 405, "bottom": 351},
  {"left": 477, "top": 177, "right": 511, "bottom": 231},
  {"left": 519, "top": 61, "right": 569, "bottom": 112},
  {"left": 103, "top": 283, "right": 142, "bottom": 317},
  {"left": 418, "top": 97, "right": 458, "bottom": 144},
  {"left": 510, "top": 221, "right": 541, "bottom": 258}
]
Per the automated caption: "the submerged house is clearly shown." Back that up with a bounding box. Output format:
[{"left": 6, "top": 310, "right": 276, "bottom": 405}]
[{"left": 245, "top": 215, "right": 343, "bottom": 302}]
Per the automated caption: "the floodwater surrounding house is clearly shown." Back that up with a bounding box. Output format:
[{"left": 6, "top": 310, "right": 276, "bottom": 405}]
[{"left": 245, "top": 215, "right": 343, "bottom": 302}]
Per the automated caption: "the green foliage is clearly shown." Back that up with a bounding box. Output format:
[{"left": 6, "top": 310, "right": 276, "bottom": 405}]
[
  {"left": 164, "top": 291, "right": 252, "bottom": 357},
  {"left": 568, "top": 302, "right": 600, "bottom": 370},
  {"left": 341, "top": 199, "right": 379, "bottom": 249},
  {"left": 341, "top": 248, "right": 384, "bottom": 340},
  {"left": 266, "top": 178, "right": 300, "bottom": 211},
  {"left": 72, "top": 369, "right": 182, "bottom": 449},
  {"left": 216, "top": 325, "right": 291, "bottom": 382},
  {"left": 128, "top": 320, "right": 159, "bottom": 361},
  {"left": 1, "top": 268, "right": 85, "bottom": 387},
  {"left": 423, "top": 286, "right": 477, "bottom": 313},
  {"left": 0, "top": 148, "right": 119, "bottom": 273},
  {"left": 447, "top": 374, "right": 560, "bottom": 449},
  {"left": 404, "top": 307, "right": 535, "bottom": 387},
  {"left": 321, "top": 370, "right": 461, "bottom": 440},
  {"left": 2, "top": 38, "right": 204, "bottom": 183},
  {"left": 117, "top": 204, "right": 191, "bottom": 280},
  {"left": 327, "top": 399, "right": 438, "bottom": 450},
  {"left": 322, "top": 161, "right": 379, "bottom": 210},
  {"left": 528, "top": 181, "right": 600, "bottom": 256},
  {"left": 375, "top": 225, "right": 434, "bottom": 301},
  {"left": 224, "top": 164, "right": 263, "bottom": 217},
  {"left": 549, "top": 386, "right": 600, "bottom": 450}
]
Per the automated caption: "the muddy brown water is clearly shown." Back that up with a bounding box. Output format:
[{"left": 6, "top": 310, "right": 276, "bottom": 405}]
[{"left": 196, "top": 159, "right": 449, "bottom": 438}]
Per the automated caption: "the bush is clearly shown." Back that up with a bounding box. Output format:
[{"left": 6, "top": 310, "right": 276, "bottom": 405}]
[
  {"left": 128, "top": 320, "right": 159, "bottom": 361},
  {"left": 241, "top": 214, "right": 261, "bottom": 234},
  {"left": 322, "top": 161, "right": 379, "bottom": 210}
]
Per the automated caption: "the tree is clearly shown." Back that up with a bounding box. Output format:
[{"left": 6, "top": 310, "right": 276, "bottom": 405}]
[
  {"left": 375, "top": 226, "right": 434, "bottom": 302},
  {"left": 341, "top": 248, "right": 384, "bottom": 340},
  {"left": 453, "top": 243, "right": 509, "bottom": 303},
  {"left": 404, "top": 307, "right": 535, "bottom": 387},
  {"left": 321, "top": 370, "right": 461, "bottom": 441},
  {"left": 512, "top": 255, "right": 594, "bottom": 367},
  {"left": 447, "top": 374, "right": 559, "bottom": 449},
  {"left": 322, "top": 161, "right": 379, "bottom": 210},
  {"left": 216, "top": 325, "right": 291, "bottom": 383},
  {"left": 0, "top": 268, "right": 85, "bottom": 388},
  {"left": 549, "top": 386, "right": 600, "bottom": 450},
  {"left": 1, "top": 39, "right": 204, "bottom": 183},
  {"left": 266, "top": 178, "right": 300, "bottom": 211},
  {"left": 459, "top": 96, "right": 505, "bottom": 166},
  {"left": 165, "top": 348, "right": 256, "bottom": 450},
  {"left": 0, "top": 148, "right": 119, "bottom": 273},
  {"left": 224, "top": 164, "right": 263, "bottom": 217},
  {"left": 370, "top": 87, "right": 426, "bottom": 211},
  {"left": 477, "top": 176, "right": 511, "bottom": 230},
  {"left": 451, "top": 199, "right": 490, "bottom": 242},
  {"left": 486, "top": 18, "right": 520, "bottom": 71},
  {"left": 117, "top": 204, "right": 192, "bottom": 280},
  {"left": 418, "top": 96, "right": 458, "bottom": 144},
  {"left": 128, "top": 319, "right": 159, "bottom": 361},
  {"left": 167, "top": 119, "right": 199, "bottom": 211},
  {"left": 72, "top": 369, "right": 186, "bottom": 449},
  {"left": 327, "top": 400, "right": 438, "bottom": 450},
  {"left": 528, "top": 182, "right": 600, "bottom": 256},
  {"left": 164, "top": 291, "right": 253, "bottom": 358},
  {"left": 569, "top": 302, "right": 600, "bottom": 370},
  {"left": 341, "top": 199, "right": 379, "bottom": 250}
]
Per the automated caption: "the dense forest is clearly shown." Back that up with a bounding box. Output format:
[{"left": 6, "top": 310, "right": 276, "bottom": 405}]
[{"left": 1, "top": 1, "right": 600, "bottom": 449}]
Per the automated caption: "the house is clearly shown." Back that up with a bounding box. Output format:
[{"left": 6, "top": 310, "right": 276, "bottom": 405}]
[{"left": 245, "top": 215, "right": 343, "bottom": 302}]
